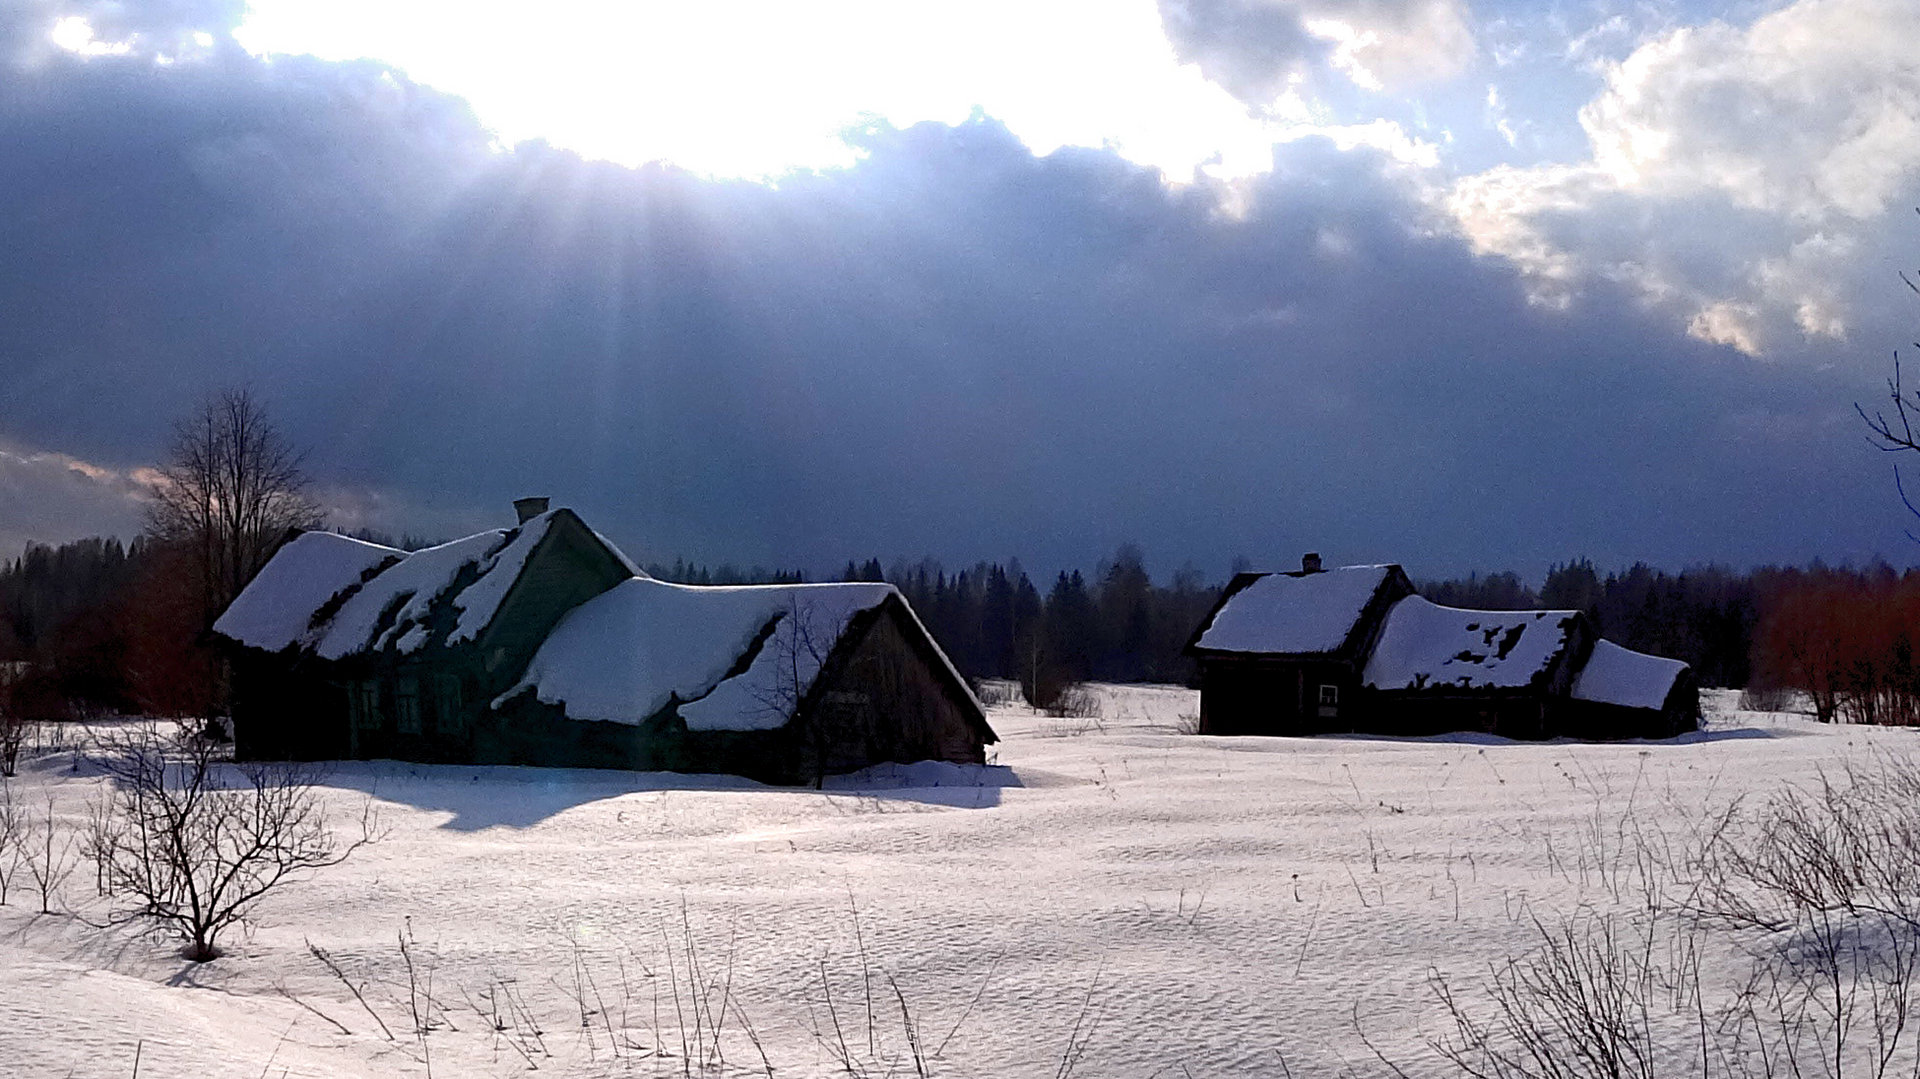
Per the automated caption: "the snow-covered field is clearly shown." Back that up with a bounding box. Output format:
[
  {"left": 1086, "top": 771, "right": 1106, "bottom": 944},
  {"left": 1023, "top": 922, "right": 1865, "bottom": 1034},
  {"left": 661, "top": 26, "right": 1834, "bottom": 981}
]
[{"left": 0, "top": 687, "right": 1901, "bottom": 1077}]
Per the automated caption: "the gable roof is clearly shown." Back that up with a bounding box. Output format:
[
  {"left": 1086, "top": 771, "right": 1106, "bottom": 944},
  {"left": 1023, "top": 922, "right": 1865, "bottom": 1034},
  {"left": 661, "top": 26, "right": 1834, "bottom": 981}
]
[
  {"left": 1362, "top": 596, "right": 1582, "bottom": 692},
  {"left": 501, "top": 578, "right": 989, "bottom": 735},
  {"left": 1572, "top": 639, "right": 1690, "bottom": 710},
  {"left": 214, "top": 509, "right": 635, "bottom": 657},
  {"left": 1189, "top": 564, "right": 1402, "bottom": 655}
]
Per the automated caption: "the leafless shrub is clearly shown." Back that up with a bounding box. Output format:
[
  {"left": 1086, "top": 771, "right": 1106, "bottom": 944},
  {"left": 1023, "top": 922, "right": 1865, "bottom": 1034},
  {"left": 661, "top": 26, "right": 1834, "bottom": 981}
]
[
  {"left": 1738, "top": 686, "right": 1799, "bottom": 713},
  {"left": 0, "top": 781, "right": 19, "bottom": 906},
  {"left": 90, "top": 723, "right": 376, "bottom": 961},
  {"left": 1684, "top": 754, "right": 1920, "bottom": 934},
  {"left": 0, "top": 711, "right": 25, "bottom": 778},
  {"left": 804, "top": 900, "right": 1007, "bottom": 1079},
  {"left": 21, "top": 793, "right": 76, "bottom": 915},
  {"left": 970, "top": 679, "right": 1016, "bottom": 708},
  {"left": 308, "top": 940, "right": 396, "bottom": 1042},
  {"left": 1674, "top": 754, "right": 1920, "bottom": 1075},
  {"left": 1418, "top": 753, "right": 1920, "bottom": 1079},
  {"left": 1045, "top": 683, "right": 1101, "bottom": 720},
  {"left": 1425, "top": 913, "right": 1706, "bottom": 1079}
]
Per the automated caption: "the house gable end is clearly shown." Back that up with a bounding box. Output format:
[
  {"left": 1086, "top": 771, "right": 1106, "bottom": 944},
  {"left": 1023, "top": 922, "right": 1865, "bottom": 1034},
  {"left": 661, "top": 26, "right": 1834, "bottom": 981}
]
[{"left": 474, "top": 509, "right": 636, "bottom": 686}]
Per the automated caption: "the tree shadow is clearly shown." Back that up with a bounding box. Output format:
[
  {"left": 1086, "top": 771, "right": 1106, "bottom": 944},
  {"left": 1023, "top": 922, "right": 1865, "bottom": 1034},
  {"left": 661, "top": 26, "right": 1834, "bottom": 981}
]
[{"left": 317, "top": 759, "right": 1022, "bottom": 830}]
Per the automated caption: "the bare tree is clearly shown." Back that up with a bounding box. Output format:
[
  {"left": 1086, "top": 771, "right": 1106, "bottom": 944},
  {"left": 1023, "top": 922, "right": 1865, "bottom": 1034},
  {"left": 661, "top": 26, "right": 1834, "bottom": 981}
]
[
  {"left": 0, "top": 659, "right": 25, "bottom": 776},
  {"left": 21, "top": 793, "right": 76, "bottom": 915},
  {"left": 1857, "top": 235, "right": 1920, "bottom": 531},
  {"left": 0, "top": 780, "right": 21, "bottom": 906},
  {"left": 146, "top": 389, "right": 320, "bottom": 615},
  {"left": 144, "top": 389, "right": 319, "bottom": 718},
  {"left": 90, "top": 724, "right": 375, "bottom": 961},
  {"left": 747, "top": 597, "right": 843, "bottom": 788},
  {"left": 0, "top": 712, "right": 23, "bottom": 778}
]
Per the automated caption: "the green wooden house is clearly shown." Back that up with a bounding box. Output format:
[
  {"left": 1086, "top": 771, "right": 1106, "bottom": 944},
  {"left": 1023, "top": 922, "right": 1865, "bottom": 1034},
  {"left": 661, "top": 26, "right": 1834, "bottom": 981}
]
[{"left": 212, "top": 501, "right": 995, "bottom": 784}]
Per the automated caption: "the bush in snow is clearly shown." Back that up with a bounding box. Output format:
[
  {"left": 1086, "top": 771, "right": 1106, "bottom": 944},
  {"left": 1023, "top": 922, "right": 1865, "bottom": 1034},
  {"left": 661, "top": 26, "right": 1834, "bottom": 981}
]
[
  {"left": 89, "top": 723, "right": 375, "bottom": 961},
  {"left": 1419, "top": 752, "right": 1920, "bottom": 1078}
]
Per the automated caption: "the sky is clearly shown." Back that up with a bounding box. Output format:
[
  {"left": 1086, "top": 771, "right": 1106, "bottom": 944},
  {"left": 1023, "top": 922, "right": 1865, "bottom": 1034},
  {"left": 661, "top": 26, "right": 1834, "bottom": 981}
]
[{"left": 1, "top": 0, "right": 1917, "bottom": 582}]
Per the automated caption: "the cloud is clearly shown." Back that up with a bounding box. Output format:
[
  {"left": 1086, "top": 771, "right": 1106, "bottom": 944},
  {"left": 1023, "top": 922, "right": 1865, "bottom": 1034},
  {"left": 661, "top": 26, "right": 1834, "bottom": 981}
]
[
  {"left": 1448, "top": 0, "right": 1920, "bottom": 356},
  {"left": 1158, "top": 0, "right": 1475, "bottom": 105},
  {"left": 0, "top": 2, "right": 1909, "bottom": 579},
  {"left": 0, "top": 440, "right": 152, "bottom": 556}
]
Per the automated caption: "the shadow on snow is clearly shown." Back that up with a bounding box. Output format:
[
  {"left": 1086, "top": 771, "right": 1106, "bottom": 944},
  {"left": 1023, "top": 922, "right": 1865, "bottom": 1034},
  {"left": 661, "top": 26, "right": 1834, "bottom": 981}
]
[{"left": 313, "top": 759, "right": 1024, "bottom": 830}]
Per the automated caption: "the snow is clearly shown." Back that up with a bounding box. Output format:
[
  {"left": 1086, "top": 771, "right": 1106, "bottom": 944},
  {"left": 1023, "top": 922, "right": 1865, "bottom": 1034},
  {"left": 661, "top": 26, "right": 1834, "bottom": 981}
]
[
  {"left": 1364, "top": 595, "right": 1580, "bottom": 691},
  {"left": 1192, "top": 564, "right": 1393, "bottom": 653},
  {"left": 1573, "top": 638, "right": 1688, "bottom": 710},
  {"left": 210, "top": 532, "right": 400, "bottom": 652},
  {"left": 5, "top": 689, "right": 1894, "bottom": 1079},
  {"left": 313, "top": 529, "right": 510, "bottom": 660},
  {"left": 503, "top": 578, "right": 899, "bottom": 731}
]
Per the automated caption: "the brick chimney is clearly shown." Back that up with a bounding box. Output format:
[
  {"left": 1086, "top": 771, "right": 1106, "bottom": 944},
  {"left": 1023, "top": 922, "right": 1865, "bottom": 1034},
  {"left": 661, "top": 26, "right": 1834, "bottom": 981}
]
[
  {"left": 1302, "top": 552, "right": 1323, "bottom": 573},
  {"left": 513, "top": 496, "right": 550, "bottom": 524}
]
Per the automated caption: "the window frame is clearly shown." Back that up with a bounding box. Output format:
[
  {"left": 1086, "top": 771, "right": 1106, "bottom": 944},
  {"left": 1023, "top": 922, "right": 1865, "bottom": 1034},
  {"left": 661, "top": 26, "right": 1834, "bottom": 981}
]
[{"left": 395, "top": 677, "right": 422, "bottom": 735}]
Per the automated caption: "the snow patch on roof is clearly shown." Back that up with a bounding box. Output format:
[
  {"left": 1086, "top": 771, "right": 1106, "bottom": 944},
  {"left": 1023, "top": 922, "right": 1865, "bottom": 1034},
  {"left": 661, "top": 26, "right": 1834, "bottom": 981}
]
[
  {"left": 1364, "top": 596, "right": 1580, "bottom": 692},
  {"left": 1573, "top": 639, "right": 1688, "bottom": 710},
  {"left": 314, "top": 529, "right": 510, "bottom": 659},
  {"left": 1195, "top": 565, "right": 1393, "bottom": 654},
  {"left": 503, "top": 578, "right": 898, "bottom": 731},
  {"left": 212, "top": 532, "right": 400, "bottom": 652}
]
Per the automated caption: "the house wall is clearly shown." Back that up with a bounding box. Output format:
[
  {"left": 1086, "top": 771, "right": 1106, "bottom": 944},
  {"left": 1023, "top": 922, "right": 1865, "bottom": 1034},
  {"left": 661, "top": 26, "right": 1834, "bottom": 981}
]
[
  {"left": 231, "top": 512, "right": 632, "bottom": 765},
  {"left": 230, "top": 652, "right": 350, "bottom": 761},
  {"left": 339, "top": 656, "right": 484, "bottom": 764},
  {"left": 1197, "top": 656, "right": 1358, "bottom": 735},
  {"left": 791, "top": 601, "right": 990, "bottom": 781},
  {"left": 1561, "top": 671, "right": 1702, "bottom": 740},
  {"left": 1355, "top": 689, "right": 1551, "bottom": 739},
  {"left": 356, "top": 600, "right": 989, "bottom": 785}
]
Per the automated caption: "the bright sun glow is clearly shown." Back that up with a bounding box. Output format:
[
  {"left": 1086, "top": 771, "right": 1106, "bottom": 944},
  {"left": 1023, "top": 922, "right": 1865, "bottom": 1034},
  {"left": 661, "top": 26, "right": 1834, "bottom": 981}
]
[
  {"left": 232, "top": 0, "right": 1429, "bottom": 182},
  {"left": 50, "top": 16, "right": 131, "bottom": 57}
]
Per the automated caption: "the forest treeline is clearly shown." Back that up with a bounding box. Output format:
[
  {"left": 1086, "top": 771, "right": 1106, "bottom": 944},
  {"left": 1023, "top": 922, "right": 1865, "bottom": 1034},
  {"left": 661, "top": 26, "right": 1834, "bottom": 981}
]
[
  {"left": 0, "top": 536, "right": 205, "bottom": 719},
  {"left": 2, "top": 533, "right": 1917, "bottom": 719}
]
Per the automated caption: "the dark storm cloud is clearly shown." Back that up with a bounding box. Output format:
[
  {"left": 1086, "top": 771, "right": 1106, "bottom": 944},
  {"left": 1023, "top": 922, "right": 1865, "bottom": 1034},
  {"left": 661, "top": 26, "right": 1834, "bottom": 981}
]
[{"left": 0, "top": 5, "right": 1903, "bottom": 579}]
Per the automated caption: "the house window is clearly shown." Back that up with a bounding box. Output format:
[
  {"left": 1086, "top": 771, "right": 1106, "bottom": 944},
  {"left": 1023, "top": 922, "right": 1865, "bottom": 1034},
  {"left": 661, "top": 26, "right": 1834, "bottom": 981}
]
[
  {"left": 353, "top": 681, "right": 382, "bottom": 729},
  {"left": 1317, "top": 684, "right": 1339, "bottom": 718},
  {"left": 396, "top": 677, "right": 422, "bottom": 734},
  {"left": 434, "top": 674, "right": 464, "bottom": 733}
]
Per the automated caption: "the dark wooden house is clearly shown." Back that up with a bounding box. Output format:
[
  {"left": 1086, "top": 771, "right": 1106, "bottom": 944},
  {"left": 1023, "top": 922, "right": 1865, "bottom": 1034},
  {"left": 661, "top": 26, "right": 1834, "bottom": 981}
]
[
  {"left": 212, "top": 502, "right": 995, "bottom": 784},
  {"left": 1185, "top": 555, "right": 1698, "bottom": 740}
]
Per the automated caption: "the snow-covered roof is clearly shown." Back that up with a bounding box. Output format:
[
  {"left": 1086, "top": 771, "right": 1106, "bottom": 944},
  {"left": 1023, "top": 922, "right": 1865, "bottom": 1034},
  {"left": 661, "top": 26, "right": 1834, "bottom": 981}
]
[
  {"left": 212, "top": 532, "right": 400, "bottom": 653},
  {"left": 218, "top": 509, "right": 635, "bottom": 658},
  {"left": 1194, "top": 565, "right": 1396, "bottom": 654},
  {"left": 501, "top": 578, "right": 905, "bottom": 731},
  {"left": 315, "top": 528, "right": 514, "bottom": 659},
  {"left": 1572, "top": 639, "right": 1688, "bottom": 711},
  {"left": 1363, "top": 596, "right": 1581, "bottom": 692}
]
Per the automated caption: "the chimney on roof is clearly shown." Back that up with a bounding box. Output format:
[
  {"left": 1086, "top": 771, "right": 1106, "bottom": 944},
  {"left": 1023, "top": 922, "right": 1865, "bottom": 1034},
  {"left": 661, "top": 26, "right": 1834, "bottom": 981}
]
[
  {"left": 513, "top": 496, "right": 550, "bottom": 524},
  {"left": 1302, "top": 552, "right": 1323, "bottom": 574}
]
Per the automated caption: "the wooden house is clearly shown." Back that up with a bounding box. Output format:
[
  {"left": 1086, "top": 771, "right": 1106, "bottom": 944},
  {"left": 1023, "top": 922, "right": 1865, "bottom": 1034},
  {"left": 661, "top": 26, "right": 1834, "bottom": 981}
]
[
  {"left": 212, "top": 502, "right": 995, "bottom": 784},
  {"left": 1185, "top": 555, "right": 1698, "bottom": 740}
]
